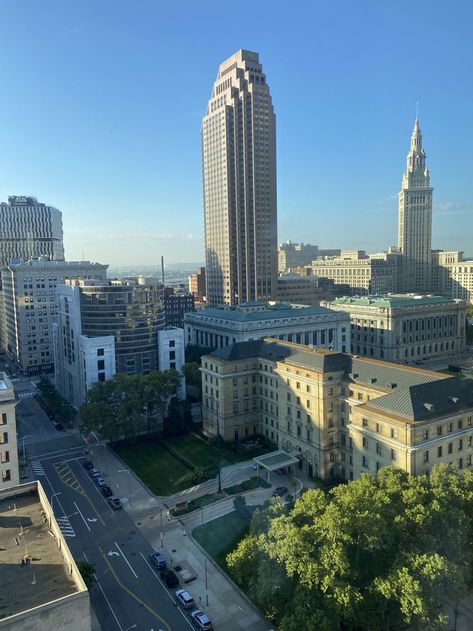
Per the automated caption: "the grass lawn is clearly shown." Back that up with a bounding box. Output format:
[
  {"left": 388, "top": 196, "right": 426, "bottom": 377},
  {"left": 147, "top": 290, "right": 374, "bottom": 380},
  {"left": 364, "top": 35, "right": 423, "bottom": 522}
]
[
  {"left": 163, "top": 434, "right": 267, "bottom": 470},
  {"left": 113, "top": 440, "right": 195, "bottom": 496},
  {"left": 193, "top": 510, "right": 251, "bottom": 568}
]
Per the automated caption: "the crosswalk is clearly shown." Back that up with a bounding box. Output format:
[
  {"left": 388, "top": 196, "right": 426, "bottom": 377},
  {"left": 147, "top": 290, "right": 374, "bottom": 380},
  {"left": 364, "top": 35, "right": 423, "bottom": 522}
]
[
  {"left": 17, "top": 392, "right": 35, "bottom": 399},
  {"left": 31, "top": 461, "right": 45, "bottom": 477},
  {"left": 56, "top": 516, "right": 76, "bottom": 538}
]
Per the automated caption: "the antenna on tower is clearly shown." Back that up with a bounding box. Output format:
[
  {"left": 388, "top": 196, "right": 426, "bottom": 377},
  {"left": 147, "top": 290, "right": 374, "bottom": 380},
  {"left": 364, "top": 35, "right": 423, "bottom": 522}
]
[{"left": 416, "top": 100, "right": 419, "bottom": 120}]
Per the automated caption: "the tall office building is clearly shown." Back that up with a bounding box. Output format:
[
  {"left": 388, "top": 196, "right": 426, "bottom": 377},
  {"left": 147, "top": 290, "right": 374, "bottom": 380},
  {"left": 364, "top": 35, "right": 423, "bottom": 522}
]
[
  {"left": 0, "top": 196, "right": 64, "bottom": 266},
  {"left": 397, "top": 119, "right": 433, "bottom": 291},
  {"left": 202, "top": 49, "right": 277, "bottom": 307}
]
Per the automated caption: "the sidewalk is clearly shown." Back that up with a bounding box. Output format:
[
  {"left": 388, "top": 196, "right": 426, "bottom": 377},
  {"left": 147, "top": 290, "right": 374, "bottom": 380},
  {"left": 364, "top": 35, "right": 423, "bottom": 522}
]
[{"left": 90, "top": 443, "right": 275, "bottom": 631}]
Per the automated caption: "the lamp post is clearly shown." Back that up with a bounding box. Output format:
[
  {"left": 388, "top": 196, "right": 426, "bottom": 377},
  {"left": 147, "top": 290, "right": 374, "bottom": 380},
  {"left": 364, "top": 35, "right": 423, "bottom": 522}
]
[
  {"left": 160, "top": 508, "right": 164, "bottom": 548},
  {"left": 118, "top": 469, "right": 132, "bottom": 505},
  {"left": 50, "top": 492, "right": 62, "bottom": 524},
  {"left": 204, "top": 557, "right": 209, "bottom": 607}
]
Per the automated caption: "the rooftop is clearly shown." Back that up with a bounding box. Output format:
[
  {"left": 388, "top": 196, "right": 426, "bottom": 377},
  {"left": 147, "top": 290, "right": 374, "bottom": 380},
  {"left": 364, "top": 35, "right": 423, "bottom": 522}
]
[
  {"left": 0, "top": 372, "right": 15, "bottom": 403},
  {"left": 187, "top": 302, "right": 338, "bottom": 323},
  {"left": 329, "top": 294, "right": 462, "bottom": 308},
  {"left": 0, "top": 486, "right": 80, "bottom": 621}
]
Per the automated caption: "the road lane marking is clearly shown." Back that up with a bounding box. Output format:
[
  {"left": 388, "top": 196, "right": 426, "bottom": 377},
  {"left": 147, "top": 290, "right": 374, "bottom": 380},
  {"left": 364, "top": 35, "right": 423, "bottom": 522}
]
[
  {"left": 31, "top": 461, "right": 45, "bottom": 476},
  {"left": 53, "top": 460, "right": 107, "bottom": 525},
  {"left": 74, "top": 501, "right": 92, "bottom": 532},
  {"left": 32, "top": 444, "right": 83, "bottom": 459},
  {"left": 114, "top": 542, "right": 138, "bottom": 578},
  {"left": 94, "top": 571, "right": 124, "bottom": 631},
  {"left": 99, "top": 548, "right": 172, "bottom": 631},
  {"left": 56, "top": 516, "right": 76, "bottom": 538},
  {"left": 139, "top": 552, "right": 195, "bottom": 631}
]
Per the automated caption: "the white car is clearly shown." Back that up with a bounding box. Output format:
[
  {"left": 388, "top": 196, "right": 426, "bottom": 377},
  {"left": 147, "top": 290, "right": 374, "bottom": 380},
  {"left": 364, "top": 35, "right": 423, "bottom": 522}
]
[
  {"left": 175, "top": 589, "right": 194, "bottom": 609},
  {"left": 191, "top": 609, "right": 213, "bottom": 629}
]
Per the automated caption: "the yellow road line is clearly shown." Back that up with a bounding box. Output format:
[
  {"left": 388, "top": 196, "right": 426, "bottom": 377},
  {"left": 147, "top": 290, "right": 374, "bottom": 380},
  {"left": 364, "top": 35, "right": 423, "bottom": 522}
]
[
  {"left": 99, "top": 547, "right": 173, "bottom": 631},
  {"left": 53, "top": 461, "right": 106, "bottom": 526}
]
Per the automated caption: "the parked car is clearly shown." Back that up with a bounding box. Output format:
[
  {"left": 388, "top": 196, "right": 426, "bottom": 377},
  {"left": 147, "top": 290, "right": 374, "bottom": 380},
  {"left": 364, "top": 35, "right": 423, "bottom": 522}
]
[
  {"left": 175, "top": 589, "right": 194, "bottom": 609},
  {"left": 54, "top": 422, "right": 64, "bottom": 431},
  {"left": 108, "top": 498, "right": 122, "bottom": 510},
  {"left": 89, "top": 468, "right": 101, "bottom": 478},
  {"left": 150, "top": 552, "right": 167, "bottom": 570},
  {"left": 191, "top": 610, "right": 213, "bottom": 630},
  {"left": 161, "top": 569, "right": 179, "bottom": 588},
  {"left": 272, "top": 486, "right": 288, "bottom": 498},
  {"left": 82, "top": 460, "right": 93, "bottom": 470},
  {"left": 95, "top": 477, "right": 106, "bottom": 487},
  {"left": 101, "top": 485, "right": 113, "bottom": 497}
]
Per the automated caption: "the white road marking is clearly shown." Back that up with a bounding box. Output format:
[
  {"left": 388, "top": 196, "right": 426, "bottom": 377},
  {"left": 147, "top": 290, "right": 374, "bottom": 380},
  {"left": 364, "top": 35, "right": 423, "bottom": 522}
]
[
  {"left": 74, "top": 501, "right": 92, "bottom": 532},
  {"left": 107, "top": 551, "right": 120, "bottom": 557},
  {"left": 31, "top": 461, "right": 45, "bottom": 476},
  {"left": 56, "top": 516, "right": 76, "bottom": 538},
  {"left": 114, "top": 541, "right": 138, "bottom": 579},
  {"left": 139, "top": 552, "right": 195, "bottom": 630},
  {"left": 33, "top": 444, "right": 83, "bottom": 460},
  {"left": 94, "top": 572, "right": 124, "bottom": 631}
]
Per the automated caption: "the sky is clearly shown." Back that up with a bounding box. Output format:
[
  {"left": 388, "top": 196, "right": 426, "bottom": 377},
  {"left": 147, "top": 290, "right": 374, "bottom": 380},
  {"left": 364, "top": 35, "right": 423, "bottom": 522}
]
[{"left": 1, "top": 0, "right": 472, "bottom": 265}]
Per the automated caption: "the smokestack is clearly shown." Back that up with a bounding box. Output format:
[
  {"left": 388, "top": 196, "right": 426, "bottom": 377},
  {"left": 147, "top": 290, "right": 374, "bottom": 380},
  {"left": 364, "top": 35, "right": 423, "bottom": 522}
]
[{"left": 161, "top": 256, "right": 165, "bottom": 284}]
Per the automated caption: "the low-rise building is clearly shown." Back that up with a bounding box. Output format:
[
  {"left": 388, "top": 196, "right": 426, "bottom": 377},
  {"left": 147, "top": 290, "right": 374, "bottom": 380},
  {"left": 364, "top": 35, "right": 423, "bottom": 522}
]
[
  {"left": 324, "top": 294, "right": 466, "bottom": 363},
  {"left": 0, "top": 480, "right": 91, "bottom": 630},
  {"left": 0, "top": 373, "right": 19, "bottom": 489},
  {"left": 201, "top": 339, "right": 473, "bottom": 480},
  {"left": 185, "top": 301, "right": 350, "bottom": 353},
  {"left": 312, "top": 250, "right": 399, "bottom": 295},
  {"left": 0, "top": 258, "right": 108, "bottom": 375},
  {"left": 275, "top": 273, "right": 349, "bottom": 305},
  {"left": 158, "top": 327, "right": 186, "bottom": 399}
]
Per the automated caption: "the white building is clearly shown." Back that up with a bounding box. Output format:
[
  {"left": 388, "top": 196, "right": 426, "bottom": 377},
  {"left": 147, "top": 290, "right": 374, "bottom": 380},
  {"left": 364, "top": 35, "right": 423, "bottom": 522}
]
[
  {"left": 0, "top": 258, "right": 108, "bottom": 375},
  {"left": 325, "top": 294, "right": 466, "bottom": 363},
  {"left": 0, "top": 373, "right": 19, "bottom": 490},
  {"left": 158, "top": 327, "right": 186, "bottom": 399},
  {"left": 397, "top": 119, "right": 433, "bottom": 292},
  {"left": 432, "top": 250, "right": 473, "bottom": 304},
  {"left": 0, "top": 196, "right": 64, "bottom": 266},
  {"left": 202, "top": 50, "right": 277, "bottom": 306},
  {"left": 184, "top": 301, "right": 350, "bottom": 353}
]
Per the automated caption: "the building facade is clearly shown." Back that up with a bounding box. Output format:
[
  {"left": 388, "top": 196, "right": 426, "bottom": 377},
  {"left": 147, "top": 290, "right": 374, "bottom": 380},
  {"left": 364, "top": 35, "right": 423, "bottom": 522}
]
[
  {"left": 0, "top": 196, "right": 64, "bottom": 266},
  {"left": 432, "top": 250, "right": 473, "bottom": 304},
  {"left": 164, "top": 289, "right": 195, "bottom": 327},
  {"left": 397, "top": 119, "right": 433, "bottom": 292},
  {"left": 311, "top": 250, "right": 399, "bottom": 295},
  {"left": 0, "top": 373, "right": 19, "bottom": 490},
  {"left": 188, "top": 267, "right": 206, "bottom": 301},
  {"left": 184, "top": 301, "right": 350, "bottom": 352},
  {"left": 0, "top": 259, "right": 108, "bottom": 374},
  {"left": 324, "top": 294, "right": 466, "bottom": 363},
  {"left": 158, "top": 327, "right": 186, "bottom": 399},
  {"left": 278, "top": 242, "right": 320, "bottom": 273},
  {"left": 201, "top": 339, "right": 473, "bottom": 480},
  {"left": 202, "top": 49, "right": 277, "bottom": 306}
]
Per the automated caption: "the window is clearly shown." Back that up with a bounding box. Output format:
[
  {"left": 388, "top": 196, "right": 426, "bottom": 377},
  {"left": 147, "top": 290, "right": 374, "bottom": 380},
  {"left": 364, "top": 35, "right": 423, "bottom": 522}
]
[
  {"left": 97, "top": 348, "right": 104, "bottom": 356},
  {"left": 437, "top": 426, "right": 442, "bottom": 436},
  {"left": 1, "top": 413, "right": 6, "bottom": 425},
  {"left": 362, "top": 418, "right": 368, "bottom": 428},
  {"left": 423, "top": 430, "right": 429, "bottom": 440},
  {"left": 362, "top": 456, "right": 369, "bottom": 468},
  {"left": 458, "top": 439, "right": 463, "bottom": 451},
  {"left": 169, "top": 340, "right": 175, "bottom": 347},
  {"left": 391, "top": 449, "right": 397, "bottom": 461},
  {"left": 376, "top": 443, "right": 382, "bottom": 455},
  {"left": 376, "top": 423, "right": 382, "bottom": 433},
  {"left": 458, "top": 458, "right": 463, "bottom": 470},
  {"left": 169, "top": 350, "right": 175, "bottom": 360},
  {"left": 362, "top": 437, "right": 368, "bottom": 448},
  {"left": 98, "top": 373, "right": 105, "bottom": 382},
  {"left": 357, "top": 393, "right": 363, "bottom": 401},
  {"left": 1, "top": 469, "right": 11, "bottom": 482},
  {"left": 391, "top": 428, "right": 398, "bottom": 439},
  {"left": 97, "top": 360, "right": 105, "bottom": 371},
  {"left": 423, "top": 450, "right": 429, "bottom": 463},
  {"left": 448, "top": 442, "right": 453, "bottom": 454},
  {"left": 0, "top": 432, "right": 8, "bottom": 445},
  {"left": 438, "top": 446, "right": 443, "bottom": 458}
]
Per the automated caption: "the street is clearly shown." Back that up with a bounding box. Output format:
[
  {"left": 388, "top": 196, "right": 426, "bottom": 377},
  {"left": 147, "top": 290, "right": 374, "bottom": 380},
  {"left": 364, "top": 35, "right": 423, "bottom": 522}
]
[{"left": 17, "top": 390, "right": 196, "bottom": 631}]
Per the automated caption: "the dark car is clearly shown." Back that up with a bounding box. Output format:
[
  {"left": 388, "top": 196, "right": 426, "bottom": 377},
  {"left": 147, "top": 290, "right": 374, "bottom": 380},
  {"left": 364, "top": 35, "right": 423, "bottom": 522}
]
[
  {"left": 108, "top": 498, "right": 122, "bottom": 510},
  {"left": 82, "top": 460, "right": 93, "bottom": 470},
  {"left": 101, "top": 485, "right": 113, "bottom": 497},
  {"left": 54, "top": 422, "right": 64, "bottom": 431},
  {"left": 272, "top": 486, "right": 288, "bottom": 498},
  {"left": 191, "top": 609, "right": 213, "bottom": 630},
  {"left": 160, "top": 569, "right": 179, "bottom": 588},
  {"left": 150, "top": 552, "right": 167, "bottom": 571}
]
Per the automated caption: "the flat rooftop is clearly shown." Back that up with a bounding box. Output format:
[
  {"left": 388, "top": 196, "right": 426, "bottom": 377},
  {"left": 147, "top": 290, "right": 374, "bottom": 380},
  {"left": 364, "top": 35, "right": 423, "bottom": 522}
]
[
  {"left": 0, "top": 489, "right": 78, "bottom": 620},
  {"left": 329, "top": 294, "right": 461, "bottom": 308}
]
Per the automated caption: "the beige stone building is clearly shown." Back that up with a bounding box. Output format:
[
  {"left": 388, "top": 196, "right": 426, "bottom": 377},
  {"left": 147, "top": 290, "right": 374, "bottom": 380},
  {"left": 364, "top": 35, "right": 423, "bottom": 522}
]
[
  {"left": 432, "top": 250, "right": 473, "bottom": 304},
  {"left": 324, "top": 294, "right": 466, "bottom": 363},
  {"left": 201, "top": 339, "right": 473, "bottom": 480},
  {"left": 202, "top": 50, "right": 277, "bottom": 307},
  {"left": 0, "top": 372, "right": 19, "bottom": 489}
]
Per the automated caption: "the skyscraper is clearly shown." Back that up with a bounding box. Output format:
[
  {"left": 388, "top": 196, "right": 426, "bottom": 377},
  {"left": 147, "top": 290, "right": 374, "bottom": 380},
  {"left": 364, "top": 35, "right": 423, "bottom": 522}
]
[
  {"left": 202, "top": 50, "right": 277, "bottom": 307},
  {"left": 397, "top": 119, "right": 433, "bottom": 291},
  {"left": 0, "top": 196, "right": 64, "bottom": 266}
]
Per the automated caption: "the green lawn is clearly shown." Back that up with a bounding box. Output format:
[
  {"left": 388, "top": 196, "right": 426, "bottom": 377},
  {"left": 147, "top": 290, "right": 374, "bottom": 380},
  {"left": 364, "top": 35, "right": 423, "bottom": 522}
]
[
  {"left": 113, "top": 440, "right": 195, "bottom": 496},
  {"left": 163, "top": 434, "right": 266, "bottom": 469},
  {"left": 193, "top": 510, "right": 251, "bottom": 568}
]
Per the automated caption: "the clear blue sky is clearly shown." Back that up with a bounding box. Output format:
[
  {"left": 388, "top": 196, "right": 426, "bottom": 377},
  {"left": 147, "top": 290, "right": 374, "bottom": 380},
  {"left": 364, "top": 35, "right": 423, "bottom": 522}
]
[{"left": 1, "top": 0, "right": 472, "bottom": 265}]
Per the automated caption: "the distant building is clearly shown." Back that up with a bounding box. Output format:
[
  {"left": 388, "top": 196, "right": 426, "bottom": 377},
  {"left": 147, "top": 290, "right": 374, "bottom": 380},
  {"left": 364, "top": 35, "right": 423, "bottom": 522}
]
[
  {"left": 0, "top": 480, "right": 91, "bottom": 630},
  {"left": 275, "top": 273, "right": 349, "bottom": 305},
  {"left": 432, "top": 250, "right": 473, "bottom": 304},
  {"left": 0, "top": 196, "right": 64, "bottom": 266},
  {"left": 0, "top": 373, "right": 19, "bottom": 490},
  {"left": 324, "top": 294, "right": 466, "bottom": 363},
  {"left": 164, "top": 289, "right": 195, "bottom": 327},
  {"left": 184, "top": 301, "right": 350, "bottom": 352},
  {"left": 0, "top": 259, "right": 108, "bottom": 375},
  {"left": 203, "top": 50, "right": 277, "bottom": 306},
  {"left": 158, "top": 327, "right": 186, "bottom": 399},
  {"left": 278, "top": 242, "right": 319, "bottom": 273},
  {"left": 201, "top": 339, "right": 473, "bottom": 480},
  {"left": 188, "top": 267, "right": 206, "bottom": 301},
  {"left": 311, "top": 250, "right": 399, "bottom": 295}
]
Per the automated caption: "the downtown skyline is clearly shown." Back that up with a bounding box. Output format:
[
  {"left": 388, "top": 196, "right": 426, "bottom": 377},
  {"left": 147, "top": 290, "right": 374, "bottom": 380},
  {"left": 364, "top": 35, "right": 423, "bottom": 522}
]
[{"left": 1, "top": 0, "right": 472, "bottom": 265}]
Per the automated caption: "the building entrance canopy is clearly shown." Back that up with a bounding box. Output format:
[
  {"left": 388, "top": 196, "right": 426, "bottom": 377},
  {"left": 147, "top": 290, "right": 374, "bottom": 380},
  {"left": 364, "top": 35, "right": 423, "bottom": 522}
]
[{"left": 253, "top": 450, "right": 300, "bottom": 473}]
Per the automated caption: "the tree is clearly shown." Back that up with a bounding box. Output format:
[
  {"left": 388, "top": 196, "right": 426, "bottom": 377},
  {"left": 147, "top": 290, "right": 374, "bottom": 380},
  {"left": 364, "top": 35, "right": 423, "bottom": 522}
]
[
  {"left": 185, "top": 344, "right": 214, "bottom": 364},
  {"left": 76, "top": 560, "right": 96, "bottom": 589},
  {"left": 182, "top": 361, "right": 202, "bottom": 399},
  {"left": 233, "top": 495, "right": 251, "bottom": 520}
]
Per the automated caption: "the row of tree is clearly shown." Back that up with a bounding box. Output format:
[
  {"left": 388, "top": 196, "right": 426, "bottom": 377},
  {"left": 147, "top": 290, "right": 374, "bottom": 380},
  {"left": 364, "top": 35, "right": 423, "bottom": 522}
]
[
  {"left": 226, "top": 465, "right": 473, "bottom": 630},
  {"left": 79, "top": 370, "right": 181, "bottom": 442}
]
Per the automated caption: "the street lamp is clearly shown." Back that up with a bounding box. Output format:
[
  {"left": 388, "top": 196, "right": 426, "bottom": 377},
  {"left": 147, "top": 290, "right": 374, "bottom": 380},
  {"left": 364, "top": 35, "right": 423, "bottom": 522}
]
[
  {"left": 118, "top": 469, "right": 132, "bottom": 505},
  {"left": 50, "top": 492, "right": 62, "bottom": 523}
]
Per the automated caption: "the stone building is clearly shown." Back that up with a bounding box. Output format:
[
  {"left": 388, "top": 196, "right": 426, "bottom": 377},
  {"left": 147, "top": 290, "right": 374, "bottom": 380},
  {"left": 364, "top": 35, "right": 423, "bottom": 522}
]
[{"left": 0, "top": 373, "right": 18, "bottom": 490}]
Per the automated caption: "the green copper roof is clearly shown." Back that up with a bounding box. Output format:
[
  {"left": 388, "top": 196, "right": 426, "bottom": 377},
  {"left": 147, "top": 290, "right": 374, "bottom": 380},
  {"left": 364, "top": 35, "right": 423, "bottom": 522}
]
[{"left": 329, "top": 294, "right": 458, "bottom": 308}]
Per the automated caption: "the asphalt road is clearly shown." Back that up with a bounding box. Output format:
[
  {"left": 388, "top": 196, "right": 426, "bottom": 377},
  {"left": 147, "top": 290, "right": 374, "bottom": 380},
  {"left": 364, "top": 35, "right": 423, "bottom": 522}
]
[{"left": 19, "top": 396, "right": 197, "bottom": 631}]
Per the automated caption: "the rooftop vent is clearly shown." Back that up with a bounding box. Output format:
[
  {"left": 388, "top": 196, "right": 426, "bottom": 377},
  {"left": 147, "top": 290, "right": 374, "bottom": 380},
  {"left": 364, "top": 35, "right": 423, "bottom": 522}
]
[
  {"left": 348, "top": 373, "right": 359, "bottom": 380},
  {"left": 371, "top": 377, "right": 377, "bottom": 384},
  {"left": 386, "top": 382, "right": 397, "bottom": 389},
  {"left": 424, "top": 402, "right": 435, "bottom": 412},
  {"left": 449, "top": 396, "right": 460, "bottom": 404}
]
